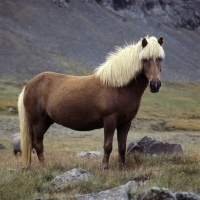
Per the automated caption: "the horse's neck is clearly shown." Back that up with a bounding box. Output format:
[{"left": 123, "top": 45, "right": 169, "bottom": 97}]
[{"left": 129, "top": 72, "right": 149, "bottom": 96}]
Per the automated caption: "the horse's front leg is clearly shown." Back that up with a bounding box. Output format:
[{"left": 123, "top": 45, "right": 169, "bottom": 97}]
[
  {"left": 117, "top": 122, "right": 131, "bottom": 170},
  {"left": 102, "top": 117, "right": 116, "bottom": 170}
]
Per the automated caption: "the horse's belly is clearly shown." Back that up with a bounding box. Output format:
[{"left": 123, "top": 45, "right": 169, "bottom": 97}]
[
  {"left": 59, "top": 120, "right": 103, "bottom": 131},
  {"left": 53, "top": 112, "right": 103, "bottom": 131}
]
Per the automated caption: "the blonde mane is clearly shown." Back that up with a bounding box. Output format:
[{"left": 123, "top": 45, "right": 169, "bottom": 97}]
[{"left": 94, "top": 36, "right": 165, "bottom": 87}]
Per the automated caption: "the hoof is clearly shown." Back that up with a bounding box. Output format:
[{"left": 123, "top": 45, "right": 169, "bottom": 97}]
[
  {"left": 102, "top": 163, "right": 109, "bottom": 170},
  {"left": 118, "top": 163, "right": 125, "bottom": 170}
]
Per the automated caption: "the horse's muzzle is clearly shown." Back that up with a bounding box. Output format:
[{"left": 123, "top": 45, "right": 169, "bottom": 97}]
[{"left": 149, "top": 81, "right": 161, "bottom": 93}]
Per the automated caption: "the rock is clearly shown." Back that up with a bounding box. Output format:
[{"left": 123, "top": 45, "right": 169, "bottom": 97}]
[
  {"left": 127, "top": 135, "right": 183, "bottom": 156},
  {"left": 72, "top": 151, "right": 102, "bottom": 158},
  {"left": 0, "top": 143, "right": 6, "bottom": 149},
  {"left": 8, "top": 107, "right": 17, "bottom": 114},
  {"left": 12, "top": 133, "right": 21, "bottom": 155},
  {"left": 98, "top": 0, "right": 200, "bottom": 30},
  {"left": 137, "top": 187, "right": 200, "bottom": 200},
  {"left": 175, "top": 191, "right": 200, "bottom": 200},
  {"left": 77, "top": 180, "right": 139, "bottom": 200},
  {"left": 12, "top": 133, "right": 36, "bottom": 156},
  {"left": 53, "top": 0, "right": 69, "bottom": 8},
  {"left": 50, "top": 168, "right": 91, "bottom": 192},
  {"left": 77, "top": 182, "right": 200, "bottom": 200},
  {"left": 138, "top": 187, "right": 176, "bottom": 199}
]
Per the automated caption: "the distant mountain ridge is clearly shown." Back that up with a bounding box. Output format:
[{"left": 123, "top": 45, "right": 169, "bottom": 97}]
[
  {"left": 99, "top": 0, "right": 200, "bottom": 30},
  {"left": 0, "top": 0, "right": 200, "bottom": 82}
]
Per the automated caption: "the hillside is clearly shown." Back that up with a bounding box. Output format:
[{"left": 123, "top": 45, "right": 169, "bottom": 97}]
[{"left": 0, "top": 0, "right": 200, "bottom": 82}]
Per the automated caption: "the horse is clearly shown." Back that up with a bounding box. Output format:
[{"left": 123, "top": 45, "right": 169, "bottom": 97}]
[{"left": 18, "top": 36, "right": 165, "bottom": 169}]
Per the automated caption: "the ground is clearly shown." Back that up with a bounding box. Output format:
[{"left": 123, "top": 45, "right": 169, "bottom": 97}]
[{"left": 1, "top": 114, "right": 199, "bottom": 155}]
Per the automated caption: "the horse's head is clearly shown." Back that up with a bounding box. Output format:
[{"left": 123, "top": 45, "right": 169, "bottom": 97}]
[{"left": 140, "top": 36, "right": 164, "bottom": 93}]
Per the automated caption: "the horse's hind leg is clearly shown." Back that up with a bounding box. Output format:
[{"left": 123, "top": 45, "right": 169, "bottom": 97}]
[
  {"left": 32, "top": 124, "right": 45, "bottom": 165},
  {"left": 32, "top": 116, "right": 53, "bottom": 166},
  {"left": 117, "top": 122, "right": 131, "bottom": 170}
]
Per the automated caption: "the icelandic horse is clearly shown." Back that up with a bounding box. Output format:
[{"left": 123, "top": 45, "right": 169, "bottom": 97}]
[{"left": 18, "top": 36, "right": 165, "bottom": 169}]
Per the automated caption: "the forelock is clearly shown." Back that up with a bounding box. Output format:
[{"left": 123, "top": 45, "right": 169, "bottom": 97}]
[{"left": 139, "top": 36, "right": 165, "bottom": 60}]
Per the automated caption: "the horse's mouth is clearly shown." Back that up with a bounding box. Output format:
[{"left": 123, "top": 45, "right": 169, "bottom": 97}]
[{"left": 150, "top": 88, "right": 160, "bottom": 93}]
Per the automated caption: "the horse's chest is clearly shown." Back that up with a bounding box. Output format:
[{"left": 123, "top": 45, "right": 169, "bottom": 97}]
[{"left": 117, "top": 105, "right": 139, "bottom": 123}]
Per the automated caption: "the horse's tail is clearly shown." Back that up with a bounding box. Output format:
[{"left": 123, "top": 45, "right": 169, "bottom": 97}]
[{"left": 18, "top": 87, "right": 33, "bottom": 168}]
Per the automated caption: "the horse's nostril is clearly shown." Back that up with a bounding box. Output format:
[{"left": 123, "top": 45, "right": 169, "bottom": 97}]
[
  {"left": 150, "top": 81, "right": 161, "bottom": 88},
  {"left": 149, "top": 81, "right": 161, "bottom": 93}
]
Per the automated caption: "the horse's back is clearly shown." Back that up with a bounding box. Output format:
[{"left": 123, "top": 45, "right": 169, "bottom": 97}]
[
  {"left": 26, "top": 71, "right": 98, "bottom": 89},
  {"left": 23, "top": 72, "right": 104, "bottom": 130}
]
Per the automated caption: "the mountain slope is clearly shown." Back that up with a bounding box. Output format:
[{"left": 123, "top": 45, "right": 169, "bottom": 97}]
[{"left": 0, "top": 0, "right": 200, "bottom": 82}]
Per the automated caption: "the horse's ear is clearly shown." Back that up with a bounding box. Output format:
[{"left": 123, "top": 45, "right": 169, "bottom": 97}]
[
  {"left": 142, "top": 38, "right": 148, "bottom": 48},
  {"left": 158, "top": 37, "right": 164, "bottom": 46}
]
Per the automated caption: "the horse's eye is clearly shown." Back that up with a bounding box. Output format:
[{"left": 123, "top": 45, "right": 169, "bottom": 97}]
[
  {"left": 157, "top": 57, "right": 163, "bottom": 61},
  {"left": 143, "top": 58, "right": 148, "bottom": 62}
]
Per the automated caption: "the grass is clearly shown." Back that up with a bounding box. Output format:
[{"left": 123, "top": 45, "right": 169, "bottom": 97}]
[
  {"left": 50, "top": 51, "right": 93, "bottom": 76},
  {"left": 0, "top": 150, "right": 200, "bottom": 200},
  {"left": 141, "top": 82, "right": 200, "bottom": 118},
  {"left": 0, "top": 81, "right": 24, "bottom": 114},
  {"left": 137, "top": 82, "right": 200, "bottom": 131}
]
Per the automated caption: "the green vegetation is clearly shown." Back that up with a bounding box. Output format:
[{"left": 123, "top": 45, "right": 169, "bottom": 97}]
[
  {"left": 0, "top": 151, "right": 200, "bottom": 200},
  {"left": 0, "top": 81, "right": 24, "bottom": 114},
  {"left": 137, "top": 82, "right": 200, "bottom": 131},
  {"left": 50, "top": 51, "right": 93, "bottom": 76}
]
